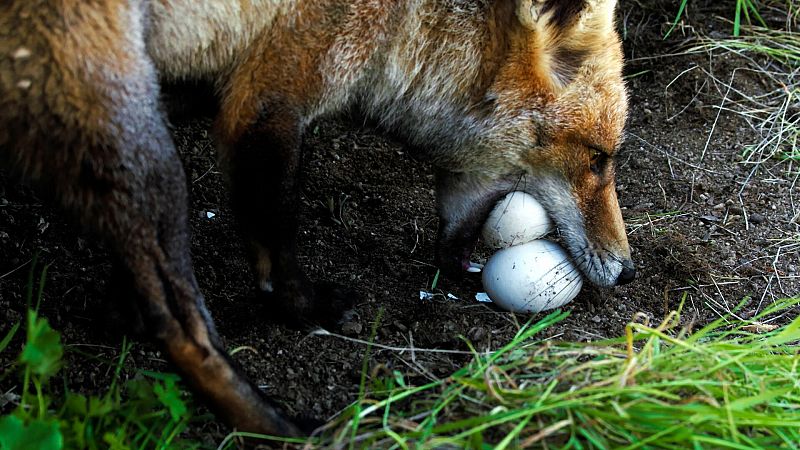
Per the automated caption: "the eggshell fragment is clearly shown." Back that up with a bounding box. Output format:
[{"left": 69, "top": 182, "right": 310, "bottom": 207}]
[
  {"left": 482, "top": 240, "right": 582, "bottom": 313},
  {"left": 482, "top": 192, "right": 553, "bottom": 249}
]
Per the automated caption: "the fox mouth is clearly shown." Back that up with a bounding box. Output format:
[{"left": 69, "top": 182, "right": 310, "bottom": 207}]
[
  {"left": 436, "top": 174, "right": 634, "bottom": 287},
  {"left": 558, "top": 233, "right": 633, "bottom": 287},
  {"left": 464, "top": 199, "right": 633, "bottom": 288},
  {"left": 520, "top": 177, "right": 635, "bottom": 288},
  {"left": 467, "top": 223, "right": 631, "bottom": 288}
]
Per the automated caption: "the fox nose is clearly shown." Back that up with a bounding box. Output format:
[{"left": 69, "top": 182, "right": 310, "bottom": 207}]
[{"left": 616, "top": 260, "right": 636, "bottom": 285}]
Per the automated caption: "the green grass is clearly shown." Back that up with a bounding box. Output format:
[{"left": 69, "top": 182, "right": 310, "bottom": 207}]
[
  {"left": 280, "top": 296, "right": 800, "bottom": 449},
  {"left": 689, "top": 26, "right": 799, "bottom": 167},
  {"left": 7, "top": 280, "right": 800, "bottom": 449},
  {"left": 0, "top": 264, "right": 205, "bottom": 450},
  {"left": 674, "top": 2, "right": 799, "bottom": 180},
  {"left": 667, "top": 0, "right": 768, "bottom": 38}
]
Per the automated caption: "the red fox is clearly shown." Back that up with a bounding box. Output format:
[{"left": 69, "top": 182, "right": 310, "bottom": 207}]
[{"left": 0, "top": 0, "right": 634, "bottom": 436}]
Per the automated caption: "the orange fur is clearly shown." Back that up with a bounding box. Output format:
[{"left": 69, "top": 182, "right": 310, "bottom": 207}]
[{"left": 0, "top": 0, "right": 634, "bottom": 436}]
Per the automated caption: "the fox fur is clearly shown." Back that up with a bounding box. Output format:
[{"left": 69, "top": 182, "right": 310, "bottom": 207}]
[{"left": 0, "top": 0, "right": 634, "bottom": 436}]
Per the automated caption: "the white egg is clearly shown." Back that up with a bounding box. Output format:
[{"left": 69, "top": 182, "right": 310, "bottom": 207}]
[
  {"left": 482, "top": 240, "right": 582, "bottom": 313},
  {"left": 482, "top": 191, "right": 553, "bottom": 249}
]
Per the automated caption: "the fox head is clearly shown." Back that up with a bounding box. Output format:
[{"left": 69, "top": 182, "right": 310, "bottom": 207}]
[
  {"left": 430, "top": 0, "right": 633, "bottom": 288},
  {"left": 498, "top": 0, "right": 632, "bottom": 287}
]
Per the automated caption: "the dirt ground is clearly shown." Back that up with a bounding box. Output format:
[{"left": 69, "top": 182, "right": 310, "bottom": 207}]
[{"left": 1, "top": 0, "right": 798, "bottom": 441}]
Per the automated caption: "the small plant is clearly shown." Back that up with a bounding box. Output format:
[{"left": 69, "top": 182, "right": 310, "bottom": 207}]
[
  {"left": 675, "top": 2, "right": 799, "bottom": 179},
  {"left": 667, "top": 0, "right": 767, "bottom": 38},
  {"left": 304, "top": 296, "right": 800, "bottom": 448},
  {"left": 0, "top": 265, "right": 203, "bottom": 450}
]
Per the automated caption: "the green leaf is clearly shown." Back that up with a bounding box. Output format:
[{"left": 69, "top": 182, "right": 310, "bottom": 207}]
[
  {"left": 664, "top": 0, "right": 689, "bottom": 39},
  {"left": 88, "top": 394, "right": 115, "bottom": 417},
  {"left": 62, "top": 393, "right": 88, "bottom": 417},
  {"left": 0, "top": 322, "right": 20, "bottom": 354},
  {"left": 102, "top": 430, "right": 131, "bottom": 450},
  {"left": 67, "top": 419, "right": 87, "bottom": 450},
  {"left": 125, "top": 377, "right": 152, "bottom": 399},
  {"left": 20, "top": 311, "right": 63, "bottom": 379},
  {"left": 153, "top": 377, "right": 188, "bottom": 421},
  {"left": 727, "top": 388, "right": 793, "bottom": 411},
  {"left": 393, "top": 370, "right": 407, "bottom": 388},
  {"left": 734, "top": 0, "right": 743, "bottom": 36},
  {"left": 768, "top": 313, "right": 800, "bottom": 345},
  {"left": 0, "top": 415, "right": 63, "bottom": 450}
]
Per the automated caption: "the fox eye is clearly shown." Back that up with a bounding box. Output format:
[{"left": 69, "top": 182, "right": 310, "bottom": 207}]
[{"left": 589, "top": 147, "right": 607, "bottom": 175}]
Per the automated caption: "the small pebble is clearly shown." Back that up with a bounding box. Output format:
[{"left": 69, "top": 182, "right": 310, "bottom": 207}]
[
  {"left": 749, "top": 213, "right": 765, "bottom": 224},
  {"left": 341, "top": 321, "right": 362, "bottom": 336},
  {"left": 469, "top": 327, "right": 486, "bottom": 342}
]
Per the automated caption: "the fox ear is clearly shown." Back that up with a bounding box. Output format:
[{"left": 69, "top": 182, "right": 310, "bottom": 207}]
[
  {"left": 515, "top": 0, "right": 617, "bottom": 32},
  {"left": 577, "top": 0, "right": 618, "bottom": 33},
  {"left": 515, "top": 0, "right": 546, "bottom": 30}
]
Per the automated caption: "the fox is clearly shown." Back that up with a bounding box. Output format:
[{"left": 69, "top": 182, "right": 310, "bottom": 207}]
[{"left": 0, "top": 0, "right": 634, "bottom": 437}]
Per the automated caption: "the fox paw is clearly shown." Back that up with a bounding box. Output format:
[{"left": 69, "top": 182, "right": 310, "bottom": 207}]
[{"left": 264, "top": 280, "right": 356, "bottom": 329}]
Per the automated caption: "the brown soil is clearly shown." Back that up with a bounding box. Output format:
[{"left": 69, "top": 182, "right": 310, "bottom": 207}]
[{"left": 1, "top": 1, "right": 798, "bottom": 442}]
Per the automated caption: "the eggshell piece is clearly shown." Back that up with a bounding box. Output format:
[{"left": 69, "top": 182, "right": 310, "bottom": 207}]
[
  {"left": 482, "top": 240, "right": 582, "bottom": 313},
  {"left": 482, "top": 192, "right": 553, "bottom": 249}
]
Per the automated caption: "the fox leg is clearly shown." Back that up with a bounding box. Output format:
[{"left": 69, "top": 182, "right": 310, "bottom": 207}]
[
  {"left": 0, "top": 3, "right": 300, "bottom": 436},
  {"left": 212, "top": 0, "right": 356, "bottom": 324},
  {"left": 216, "top": 95, "right": 353, "bottom": 325},
  {"left": 4, "top": 79, "right": 303, "bottom": 437},
  {"left": 101, "top": 145, "right": 300, "bottom": 436}
]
